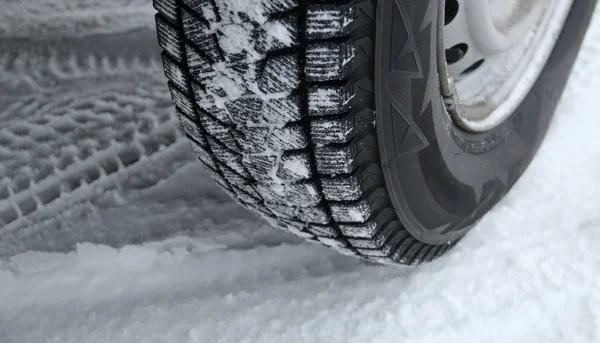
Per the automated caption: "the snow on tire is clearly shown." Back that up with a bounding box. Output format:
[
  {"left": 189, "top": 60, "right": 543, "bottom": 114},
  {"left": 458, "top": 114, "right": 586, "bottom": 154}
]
[{"left": 154, "top": 0, "right": 595, "bottom": 264}]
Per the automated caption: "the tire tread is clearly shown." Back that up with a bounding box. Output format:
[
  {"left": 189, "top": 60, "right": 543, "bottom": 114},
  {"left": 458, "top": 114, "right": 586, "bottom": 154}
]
[{"left": 154, "top": 0, "right": 452, "bottom": 264}]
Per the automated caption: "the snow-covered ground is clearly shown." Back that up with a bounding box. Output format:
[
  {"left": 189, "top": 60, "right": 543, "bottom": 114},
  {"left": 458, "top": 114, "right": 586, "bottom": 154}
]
[{"left": 1, "top": 2, "right": 600, "bottom": 342}]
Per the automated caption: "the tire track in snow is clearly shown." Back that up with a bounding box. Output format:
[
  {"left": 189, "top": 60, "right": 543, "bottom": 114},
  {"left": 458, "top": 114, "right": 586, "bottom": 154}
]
[
  {"left": 0, "top": 30, "right": 193, "bottom": 248},
  {"left": 0, "top": 0, "right": 154, "bottom": 39},
  {"left": 0, "top": 160, "right": 309, "bottom": 256},
  {"left": 0, "top": 237, "right": 373, "bottom": 342}
]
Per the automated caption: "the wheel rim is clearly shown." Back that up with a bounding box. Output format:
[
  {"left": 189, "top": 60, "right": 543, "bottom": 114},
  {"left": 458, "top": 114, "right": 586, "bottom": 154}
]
[{"left": 440, "top": 0, "right": 573, "bottom": 132}]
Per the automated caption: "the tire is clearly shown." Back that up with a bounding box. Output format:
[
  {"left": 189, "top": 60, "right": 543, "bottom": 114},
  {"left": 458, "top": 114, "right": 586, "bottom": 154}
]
[{"left": 153, "top": 0, "right": 596, "bottom": 264}]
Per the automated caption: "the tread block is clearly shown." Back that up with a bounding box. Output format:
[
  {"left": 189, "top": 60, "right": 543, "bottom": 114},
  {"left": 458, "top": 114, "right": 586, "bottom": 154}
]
[
  {"left": 192, "top": 82, "right": 231, "bottom": 125},
  {"left": 315, "top": 134, "right": 377, "bottom": 175},
  {"left": 391, "top": 235, "right": 420, "bottom": 264},
  {"left": 218, "top": 166, "right": 254, "bottom": 194},
  {"left": 234, "top": 125, "right": 308, "bottom": 154},
  {"left": 266, "top": 202, "right": 330, "bottom": 225},
  {"left": 314, "top": 144, "right": 354, "bottom": 175},
  {"left": 330, "top": 187, "right": 388, "bottom": 223},
  {"left": 263, "top": 97, "right": 302, "bottom": 124},
  {"left": 308, "top": 87, "right": 352, "bottom": 117},
  {"left": 402, "top": 241, "right": 428, "bottom": 265},
  {"left": 321, "top": 163, "right": 384, "bottom": 201},
  {"left": 225, "top": 97, "right": 264, "bottom": 126},
  {"left": 330, "top": 200, "right": 371, "bottom": 223},
  {"left": 219, "top": 164, "right": 262, "bottom": 202},
  {"left": 162, "top": 52, "right": 190, "bottom": 93},
  {"left": 257, "top": 182, "right": 322, "bottom": 207},
  {"left": 339, "top": 208, "right": 395, "bottom": 238},
  {"left": 154, "top": 0, "right": 179, "bottom": 25},
  {"left": 321, "top": 175, "right": 362, "bottom": 201},
  {"left": 277, "top": 152, "right": 313, "bottom": 181},
  {"left": 185, "top": 44, "right": 218, "bottom": 84},
  {"left": 188, "top": 138, "right": 217, "bottom": 170},
  {"left": 207, "top": 137, "right": 249, "bottom": 178},
  {"left": 309, "top": 78, "right": 374, "bottom": 116},
  {"left": 257, "top": 17, "right": 300, "bottom": 54},
  {"left": 258, "top": 54, "right": 300, "bottom": 93},
  {"left": 176, "top": 108, "right": 203, "bottom": 139},
  {"left": 347, "top": 220, "right": 398, "bottom": 249},
  {"left": 168, "top": 82, "right": 196, "bottom": 119},
  {"left": 423, "top": 245, "right": 441, "bottom": 262},
  {"left": 297, "top": 206, "right": 330, "bottom": 225},
  {"left": 266, "top": 202, "right": 297, "bottom": 219},
  {"left": 259, "top": 0, "right": 300, "bottom": 16},
  {"left": 306, "top": 1, "right": 375, "bottom": 40},
  {"left": 306, "top": 224, "right": 337, "bottom": 237},
  {"left": 305, "top": 42, "right": 353, "bottom": 82},
  {"left": 198, "top": 110, "right": 239, "bottom": 151},
  {"left": 206, "top": 59, "right": 257, "bottom": 96},
  {"left": 276, "top": 218, "right": 305, "bottom": 230},
  {"left": 306, "top": 38, "right": 374, "bottom": 82},
  {"left": 242, "top": 154, "right": 278, "bottom": 182},
  {"left": 412, "top": 245, "right": 436, "bottom": 265},
  {"left": 191, "top": 82, "right": 232, "bottom": 124},
  {"left": 310, "top": 107, "right": 376, "bottom": 146},
  {"left": 231, "top": 184, "right": 262, "bottom": 205},
  {"left": 356, "top": 225, "right": 406, "bottom": 257},
  {"left": 306, "top": 4, "right": 354, "bottom": 39},
  {"left": 311, "top": 117, "right": 352, "bottom": 146},
  {"left": 156, "top": 15, "right": 185, "bottom": 63},
  {"left": 226, "top": 96, "right": 301, "bottom": 127},
  {"left": 181, "top": 0, "right": 218, "bottom": 21},
  {"left": 182, "top": 8, "right": 223, "bottom": 62}
]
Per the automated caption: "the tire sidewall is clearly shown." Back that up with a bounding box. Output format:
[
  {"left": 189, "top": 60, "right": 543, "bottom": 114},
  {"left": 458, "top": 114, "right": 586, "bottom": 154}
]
[{"left": 375, "top": 0, "right": 597, "bottom": 244}]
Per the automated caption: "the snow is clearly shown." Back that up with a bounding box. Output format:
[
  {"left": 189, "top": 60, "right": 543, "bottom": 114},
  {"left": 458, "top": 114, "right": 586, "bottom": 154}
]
[
  {"left": 282, "top": 157, "right": 311, "bottom": 179},
  {"left": 348, "top": 208, "right": 367, "bottom": 222},
  {"left": 0, "top": 0, "right": 154, "bottom": 38},
  {"left": 265, "top": 21, "right": 295, "bottom": 47},
  {"left": 309, "top": 87, "right": 342, "bottom": 110},
  {"left": 1, "top": 2, "right": 600, "bottom": 343}
]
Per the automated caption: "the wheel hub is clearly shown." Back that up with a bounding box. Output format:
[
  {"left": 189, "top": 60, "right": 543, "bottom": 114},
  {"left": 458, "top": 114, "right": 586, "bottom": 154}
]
[{"left": 440, "top": 0, "right": 573, "bottom": 132}]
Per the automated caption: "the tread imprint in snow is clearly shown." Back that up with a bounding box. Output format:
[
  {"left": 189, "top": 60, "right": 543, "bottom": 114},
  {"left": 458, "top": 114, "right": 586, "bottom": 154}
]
[
  {"left": 154, "top": 0, "right": 452, "bottom": 264},
  {"left": 0, "top": 48, "right": 180, "bottom": 234}
]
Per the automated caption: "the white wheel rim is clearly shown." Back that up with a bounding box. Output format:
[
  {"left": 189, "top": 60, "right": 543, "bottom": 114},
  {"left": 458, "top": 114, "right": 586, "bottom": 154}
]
[{"left": 442, "top": 0, "right": 573, "bottom": 132}]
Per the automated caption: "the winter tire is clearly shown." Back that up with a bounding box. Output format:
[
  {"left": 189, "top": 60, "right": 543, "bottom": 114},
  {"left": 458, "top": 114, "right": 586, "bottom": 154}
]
[{"left": 154, "top": 0, "right": 597, "bottom": 264}]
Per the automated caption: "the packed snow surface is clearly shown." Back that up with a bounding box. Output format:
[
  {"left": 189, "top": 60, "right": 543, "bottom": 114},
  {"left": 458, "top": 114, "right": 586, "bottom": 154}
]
[
  {"left": 0, "top": 0, "right": 154, "bottom": 38},
  {"left": 1, "top": 2, "right": 600, "bottom": 343}
]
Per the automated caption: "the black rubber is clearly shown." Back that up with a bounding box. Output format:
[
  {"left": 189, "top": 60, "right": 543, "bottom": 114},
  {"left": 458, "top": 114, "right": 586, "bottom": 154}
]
[
  {"left": 154, "top": 0, "right": 596, "bottom": 264},
  {"left": 376, "top": 0, "right": 597, "bottom": 244}
]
